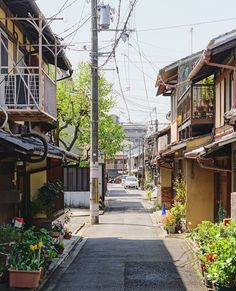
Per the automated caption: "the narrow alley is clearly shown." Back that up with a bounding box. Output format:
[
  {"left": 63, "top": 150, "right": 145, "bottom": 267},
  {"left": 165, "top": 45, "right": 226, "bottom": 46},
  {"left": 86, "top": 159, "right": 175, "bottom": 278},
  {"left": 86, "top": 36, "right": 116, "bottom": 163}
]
[{"left": 44, "top": 184, "right": 204, "bottom": 291}]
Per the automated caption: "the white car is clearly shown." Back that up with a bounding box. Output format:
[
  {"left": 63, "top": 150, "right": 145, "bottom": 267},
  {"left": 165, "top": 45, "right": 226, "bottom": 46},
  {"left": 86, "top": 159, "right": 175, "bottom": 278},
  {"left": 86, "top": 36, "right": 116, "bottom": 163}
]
[{"left": 124, "top": 176, "right": 139, "bottom": 189}]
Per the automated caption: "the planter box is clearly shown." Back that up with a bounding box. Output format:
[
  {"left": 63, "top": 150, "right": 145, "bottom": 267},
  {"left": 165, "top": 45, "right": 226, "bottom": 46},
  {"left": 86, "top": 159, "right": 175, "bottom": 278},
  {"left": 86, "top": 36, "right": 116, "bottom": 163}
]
[{"left": 9, "top": 268, "right": 41, "bottom": 289}]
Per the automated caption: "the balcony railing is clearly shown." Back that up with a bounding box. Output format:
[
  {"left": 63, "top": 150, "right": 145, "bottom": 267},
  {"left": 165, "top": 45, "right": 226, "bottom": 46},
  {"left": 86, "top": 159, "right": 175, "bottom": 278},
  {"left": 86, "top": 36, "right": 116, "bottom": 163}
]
[
  {"left": 192, "top": 84, "right": 214, "bottom": 120},
  {"left": 177, "top": 84, "right": 215, "bottom": 128},
  {"left": 0, "top": 67, "right": 56, "bottom": 121}
]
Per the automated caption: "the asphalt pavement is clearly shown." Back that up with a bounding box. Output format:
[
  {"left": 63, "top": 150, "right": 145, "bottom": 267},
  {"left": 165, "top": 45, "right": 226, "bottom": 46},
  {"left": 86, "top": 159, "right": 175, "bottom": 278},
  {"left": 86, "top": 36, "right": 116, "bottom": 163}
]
[{"left": 44, "top": 184, "right": 205, "bottom": 291}]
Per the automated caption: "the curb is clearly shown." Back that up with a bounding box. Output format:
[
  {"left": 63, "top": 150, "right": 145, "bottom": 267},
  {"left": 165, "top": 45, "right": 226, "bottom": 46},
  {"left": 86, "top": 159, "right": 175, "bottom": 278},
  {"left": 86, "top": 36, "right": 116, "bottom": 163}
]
[{"left": 38, "top": 234, "right": 82, "bottom": 290}]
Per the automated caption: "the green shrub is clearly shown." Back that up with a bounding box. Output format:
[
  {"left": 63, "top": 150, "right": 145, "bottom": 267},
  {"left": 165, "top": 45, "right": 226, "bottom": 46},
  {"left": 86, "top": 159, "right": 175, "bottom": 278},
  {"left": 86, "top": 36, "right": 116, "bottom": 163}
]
[{"left": 146, "top": 190, "right": 152, "bottom": 201}]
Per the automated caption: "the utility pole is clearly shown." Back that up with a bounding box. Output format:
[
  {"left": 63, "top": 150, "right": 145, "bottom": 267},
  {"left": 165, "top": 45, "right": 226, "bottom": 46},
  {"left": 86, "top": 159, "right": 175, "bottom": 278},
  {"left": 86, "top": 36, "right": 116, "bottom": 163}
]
[
  {"left": 90, "top": 0, "right": 99, "bottom": 224},
  {"left": 142, "top": 139, "right": 145, "bottom": 190},
  {"left": 129, "top": 143, "right": 131, "bottom": 175}
]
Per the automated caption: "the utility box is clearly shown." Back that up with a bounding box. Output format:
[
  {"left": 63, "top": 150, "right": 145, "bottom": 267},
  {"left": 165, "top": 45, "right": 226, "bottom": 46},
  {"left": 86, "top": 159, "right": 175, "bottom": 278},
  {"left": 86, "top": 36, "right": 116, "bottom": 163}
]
[{"left": 99, "top": 4, "right": 111, "bottom": 29}]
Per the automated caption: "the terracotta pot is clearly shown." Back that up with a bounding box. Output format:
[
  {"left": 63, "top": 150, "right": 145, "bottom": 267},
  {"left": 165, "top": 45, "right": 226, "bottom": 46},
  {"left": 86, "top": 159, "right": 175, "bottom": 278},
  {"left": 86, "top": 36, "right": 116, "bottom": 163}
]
[
  {"left": 64, "top": 233, "right": 72, "bottom": 240},
  {"left": 56, "top": 247, "right": 64, "bottom": 254},
  {"left": 50, "top": 231, "right": 61, "bottom": 238},
  {"left": 9, "top": 268, "right": 41, "bottom": 289}
]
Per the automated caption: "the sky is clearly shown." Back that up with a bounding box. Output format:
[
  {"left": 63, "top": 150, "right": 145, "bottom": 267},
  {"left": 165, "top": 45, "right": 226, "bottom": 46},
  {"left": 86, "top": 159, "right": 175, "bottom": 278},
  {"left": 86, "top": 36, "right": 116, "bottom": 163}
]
[{"left": 37, "top": 0, "right": 236, "bottom": 129}]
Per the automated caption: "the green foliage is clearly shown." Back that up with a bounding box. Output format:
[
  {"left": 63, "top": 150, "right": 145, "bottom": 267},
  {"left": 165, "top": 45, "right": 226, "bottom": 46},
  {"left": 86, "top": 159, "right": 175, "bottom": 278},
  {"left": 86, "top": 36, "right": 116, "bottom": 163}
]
[
  {"left": 146, "top": 190, "right": 152, "bottom": 201},
  {"left": 31, "top": 181, "right": 63, "bottom": 219},
  {"left": 56, "top": 62, "right": 125, "bottom": 158},
  {"left": 170, "top": 202, "right": 186, "bottom": 229},
  {"left": 9, "top": 228, "right": 57, "bottom": 271},
  {"left": 51, "top": 220, "right": 64, "bottom": 232},
  {"left": 168, "top": 176, "right": 187, "bottom": 231},
  {"left": 217, "top": 203, "right": 227, "bottom": 223},
  {"left": 0, "top": 224, "right": 21, "bottom": 244},
  {"left": 173, "top": 177, "right": 186, "bottom": 204},
  {"left": 188, "top": 220, "right": 236, "bottom": 288},
  {"left": 207, "top": 236, "right": 236, "bottom": 287},
  {"left": 162, "top": 212, "right": 175, "bottom": 230}
]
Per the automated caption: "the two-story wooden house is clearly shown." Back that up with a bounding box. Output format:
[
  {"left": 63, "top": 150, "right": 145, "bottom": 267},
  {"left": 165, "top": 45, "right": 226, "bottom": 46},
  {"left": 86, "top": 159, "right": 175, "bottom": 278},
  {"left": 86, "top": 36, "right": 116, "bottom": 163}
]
[
  {"left": 155, "top": 30, "right": 236, "bottom": 227},
  {"left": 0, "top": 0, "right": 79, "bottom": 225},
  {"left": 187, "top": 29, "right": 236, "bottom": 224},
  {"left": 156, "top": 52, "right": 215, "bottom": 225}
]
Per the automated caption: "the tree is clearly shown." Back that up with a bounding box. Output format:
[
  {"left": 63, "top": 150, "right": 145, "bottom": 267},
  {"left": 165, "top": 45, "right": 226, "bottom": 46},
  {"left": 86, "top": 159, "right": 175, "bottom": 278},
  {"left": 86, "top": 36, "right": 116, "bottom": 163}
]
[{"left": 56, "top": 62, "right": 125, "bottom": 161}]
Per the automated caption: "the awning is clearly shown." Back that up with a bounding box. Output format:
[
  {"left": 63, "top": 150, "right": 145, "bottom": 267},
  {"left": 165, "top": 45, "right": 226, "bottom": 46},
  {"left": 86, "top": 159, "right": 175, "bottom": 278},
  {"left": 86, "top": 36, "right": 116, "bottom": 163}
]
[
  {"left": 0, "top": 131, "right": 80, "bottom": 162},
  {"left": 189, "top": 30, "right": 236, "bottom": 82},
  {"left": 184, "top": 132, "right": 236, "bottom": 159}
]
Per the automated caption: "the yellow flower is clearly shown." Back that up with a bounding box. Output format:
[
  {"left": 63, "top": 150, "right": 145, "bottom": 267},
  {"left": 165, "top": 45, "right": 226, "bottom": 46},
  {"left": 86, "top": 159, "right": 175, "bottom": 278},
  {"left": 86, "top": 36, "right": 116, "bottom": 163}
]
[
  {"left": 34, "top": 244, "right": 38, "bottom": 250},
  {"left": 38, "top": 242, "right": 43, "bottom": 248},
  {"left": 30, "top": 245, "right": 35, "bottom": 251}
]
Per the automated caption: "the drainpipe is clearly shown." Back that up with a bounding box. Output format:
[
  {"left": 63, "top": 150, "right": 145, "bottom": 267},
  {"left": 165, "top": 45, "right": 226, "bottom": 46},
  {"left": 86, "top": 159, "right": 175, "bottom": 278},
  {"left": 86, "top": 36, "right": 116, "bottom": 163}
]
[
  {"left": 196, "top": 156, "right": 232, "bottom": 173},
  {"left": 57, "top": 69, "right": 73, "bottom": 82}
]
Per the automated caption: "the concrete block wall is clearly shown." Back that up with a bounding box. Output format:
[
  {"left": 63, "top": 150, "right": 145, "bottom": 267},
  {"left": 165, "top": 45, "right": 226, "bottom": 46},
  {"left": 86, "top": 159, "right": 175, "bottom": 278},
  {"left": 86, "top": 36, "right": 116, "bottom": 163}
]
[{"left": 64, "top": 191, "right": 90, "bottom": 208}]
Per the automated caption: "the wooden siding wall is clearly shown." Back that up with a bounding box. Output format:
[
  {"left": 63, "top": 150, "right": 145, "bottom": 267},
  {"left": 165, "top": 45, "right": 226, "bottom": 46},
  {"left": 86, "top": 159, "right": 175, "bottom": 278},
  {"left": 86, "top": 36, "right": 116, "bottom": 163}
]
[
  {"left": 47, "top": 158, "right": 64, "bottom": 215},
  {"left": 64, "top": 166, "right": 90, "bottom": 192},
  {"left": 0, "top": 161, "right": 18, "bottom": 224}
]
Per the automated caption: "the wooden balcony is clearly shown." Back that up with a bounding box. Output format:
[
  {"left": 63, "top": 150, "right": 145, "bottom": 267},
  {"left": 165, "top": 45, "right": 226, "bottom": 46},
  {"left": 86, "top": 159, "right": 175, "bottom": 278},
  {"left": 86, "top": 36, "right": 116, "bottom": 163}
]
[
  {"left": 0, "top": 67, "right": 57, "bottom": 123},
  {"left": 177, "top": 84, "right": 214, "bottom": 139}
]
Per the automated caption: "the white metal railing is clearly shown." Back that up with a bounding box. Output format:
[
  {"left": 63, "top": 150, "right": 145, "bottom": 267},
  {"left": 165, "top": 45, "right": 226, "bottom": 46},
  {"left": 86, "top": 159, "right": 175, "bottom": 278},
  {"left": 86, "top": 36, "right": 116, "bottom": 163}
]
[{"left": 0, "top": 67, "right": 56, "bottom": 119}]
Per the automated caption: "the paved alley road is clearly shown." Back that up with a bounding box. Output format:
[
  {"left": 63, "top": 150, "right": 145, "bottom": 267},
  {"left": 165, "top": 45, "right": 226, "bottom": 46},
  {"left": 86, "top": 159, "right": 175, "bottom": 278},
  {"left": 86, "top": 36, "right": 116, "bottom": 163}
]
[{"left": 45, "top": 184, "right": 205, "bottom": 291}]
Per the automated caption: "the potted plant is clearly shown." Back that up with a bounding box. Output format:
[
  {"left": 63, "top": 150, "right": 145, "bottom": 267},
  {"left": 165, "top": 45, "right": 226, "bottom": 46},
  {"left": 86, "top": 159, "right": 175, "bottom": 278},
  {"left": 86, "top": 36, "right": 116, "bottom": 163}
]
[
  {"left": 162, "top": 212, "right": 175, "bottom": 234},
  {"left": 31, "top": 181, "right": 63, "bottom": 228},
  {"left": 50, "top": 220, "right": 64, "bottom": 238},
  {"left": 55, "top": 241, "right": 65, "bottom": 255},
  {"left": 0, "top": 225, "right": 21, "bottom": 283},
  {"left": 64, "top": 227, "right": 72, "bottom": 240},
  {"left": 8, "top": 228, "right": 57, "bottom": 288},
  {"left": 8, "top": 241, "right": 44, "bottom": 289},
  {"left": 207, "top": 237, "right": 236, "bottom": 291}
]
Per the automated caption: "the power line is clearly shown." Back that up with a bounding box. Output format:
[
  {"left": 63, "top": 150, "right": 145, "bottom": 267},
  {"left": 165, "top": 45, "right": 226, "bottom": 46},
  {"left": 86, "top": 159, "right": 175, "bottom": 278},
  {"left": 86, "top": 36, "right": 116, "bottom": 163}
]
[
  {"left": 129, "top": 37, "right": 159, "bottom": 73},
  {"left": 50, "top": 0, "right": 81, "bottom": 19},
  {"left": 62, "top": 15, "right": 91, "bottom": 39},
  {"left": 67, "top": 0, "right": 87, "bottom": 45},
  {"left": 134, "top": 16, "right": 150, "bottom": 109},
  {"left": 114, "top": 56, "right": 131, "bottom": 122},
  {"left": 99, "top": 0, "right": 138, "bottom": 68},
  {"left": 137, "top": 16, "right": 236, "bottom": 32},
  {"left": 122, "top": 53, "right": 155, "bottom": 81}
]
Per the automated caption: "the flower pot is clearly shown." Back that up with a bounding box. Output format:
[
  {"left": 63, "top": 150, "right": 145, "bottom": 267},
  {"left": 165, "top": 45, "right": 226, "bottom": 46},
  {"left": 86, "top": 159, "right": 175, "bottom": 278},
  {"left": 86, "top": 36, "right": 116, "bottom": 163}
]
[
  {"left": 56, "top": 247, "right": 64, "bottom": 254},
  {"left": 9, "top": 268, "right": 41, "bottom": 289},
  {"left": 50, "top": 231, "right": 61, "bottom": 238},
  {"left": 214, "top": 284, "right": 236, "bottom": 291},
  {"left": 64, "top": 233, "right": 72, "bottom": 240}
]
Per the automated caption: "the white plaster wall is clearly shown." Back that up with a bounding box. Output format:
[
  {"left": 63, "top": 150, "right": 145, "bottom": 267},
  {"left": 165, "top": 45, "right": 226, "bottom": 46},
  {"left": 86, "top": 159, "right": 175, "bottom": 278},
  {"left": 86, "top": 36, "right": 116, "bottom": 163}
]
[{"left": 64, "top": 191, "right": 90, "bottom": 208}]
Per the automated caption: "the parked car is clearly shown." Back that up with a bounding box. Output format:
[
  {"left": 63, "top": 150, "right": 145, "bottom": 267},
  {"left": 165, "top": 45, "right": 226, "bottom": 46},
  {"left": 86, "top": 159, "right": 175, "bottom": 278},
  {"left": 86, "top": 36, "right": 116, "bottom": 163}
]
[
  {"left": 121, "top": 175, "right": 128, "bottom": 186},
  {"left": 124, "top": 176, "right": 138, "bottom": 189}
]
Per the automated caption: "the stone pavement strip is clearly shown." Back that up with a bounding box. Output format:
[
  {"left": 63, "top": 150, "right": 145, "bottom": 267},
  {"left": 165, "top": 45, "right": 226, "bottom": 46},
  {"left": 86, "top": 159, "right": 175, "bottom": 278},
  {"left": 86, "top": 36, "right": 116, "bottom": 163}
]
[{"left": 43, "top": 184, "right": 206, "bottom": 291}]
